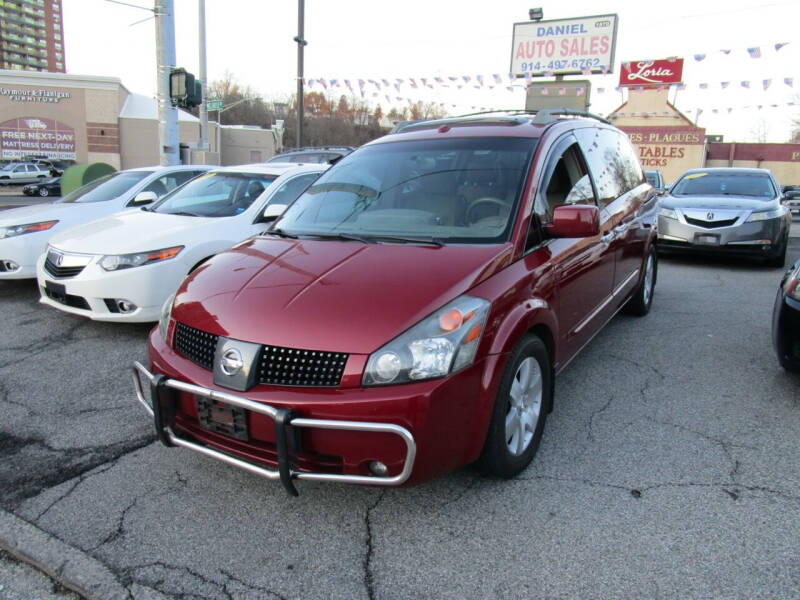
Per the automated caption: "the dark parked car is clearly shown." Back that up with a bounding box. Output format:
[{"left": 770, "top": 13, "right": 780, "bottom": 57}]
[
  {"left": 133, "top": 109, "right": 658, "bottom": 495},
  {"left": 658, "top": 168, "right": 791, "bottom": 267},
  {"left": 267, "top": 146, "right": 354, "bottom": 165},
  {"left": 22, "top": 177, "right": 61, "bottom": 197},
  {"left": 773, "top": 259, "right": 800, "bottom": 372}
]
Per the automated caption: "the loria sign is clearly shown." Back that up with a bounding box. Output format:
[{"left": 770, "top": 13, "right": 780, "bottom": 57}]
[
  {"left": 618, "top": 59, "right": 684, "bottom": 87},
  {"left": 0, "top": 87, "right": 71, "bottom": 103}
]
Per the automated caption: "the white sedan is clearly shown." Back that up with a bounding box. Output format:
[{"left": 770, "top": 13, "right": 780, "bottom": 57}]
[
  {"left": 37, "top": 163, "right": 326, "bottom": 323},
  {"left": 0, "top": 165, "right": 211, "bottom": 279}
]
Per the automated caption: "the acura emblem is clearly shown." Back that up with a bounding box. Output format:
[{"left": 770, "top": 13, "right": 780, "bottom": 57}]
[
  {"left": 52, "top": 251, "right": 63, "bottom": 266},
  {"left": 707, "top": 212, "right": 715, "bottom": 220},
  {"left": 220, "top": 348, "right": 244, "bottom": 376}
]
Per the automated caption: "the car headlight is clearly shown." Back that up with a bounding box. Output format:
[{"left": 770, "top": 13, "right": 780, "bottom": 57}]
[
  {"left": 363, "top": 295, "right": 491, "bottom": 386},
  {"left": 784, "top": 265, "right": 800, "bottom": 301},
  {"left": 747, "top": 207, "right": 787, "bottom": 222},
  {"left": 659, "top": 207, "right": 678, "bottom": 220},
  {"left": 99, "top": 246, "right": 183, "bottom": 271},
  {"left": 0, "top": 220, "right": 58, "bottom": 239},
  {"left": 158, "top": 292, "right": 176, "bottom": 342}
]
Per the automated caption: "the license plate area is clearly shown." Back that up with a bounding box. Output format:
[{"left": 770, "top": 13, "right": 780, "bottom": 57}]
[
  {"left": 694, "top": 234, "right": 720, "bottom": 246},
  {"left": 44, "top": 280, "right": 67, "bottom": 303},
  {"left": 196, "top": 396, "right": 249, "bottom": 440}
]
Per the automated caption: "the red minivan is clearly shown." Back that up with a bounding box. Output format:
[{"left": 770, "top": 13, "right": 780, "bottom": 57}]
[{"left": 133, "top": 111, "right": 658, "bottom": 495}]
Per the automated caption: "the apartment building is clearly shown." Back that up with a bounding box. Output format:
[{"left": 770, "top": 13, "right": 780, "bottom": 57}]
[{"left": 0, "top": 0, "right": 65, "bottom": 73}]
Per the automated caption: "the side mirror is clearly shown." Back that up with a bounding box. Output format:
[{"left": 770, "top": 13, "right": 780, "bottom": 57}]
[
  {"left": 130, "top": 191, "right": 158, "bottom": 206},
  {"left": 546, "top": 205, "right": 600, "bottom": 238},
  {"left": 260, "top": 203, "right": 287, "bottom": 222}
]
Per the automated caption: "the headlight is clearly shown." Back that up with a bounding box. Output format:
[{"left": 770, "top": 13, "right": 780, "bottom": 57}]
[
  {"left": 659, "top": 207, "right": 678, "bottom": 220},
  {"left": 784, "top": 265, "right": 800, "bottom": 301},
  {"left": 158, "top": 292, "right": 176, "bottom": 342},
  {"left": 747, "top": 207, "right": 787, "bottom": 222},
  {"left": 363, "top": 295, "right": 490, "bottom": 386},
  {"left": 0, "top": 220, "right": 58, "bottom": 239},
  {"left": 100, "top": 246, "right": 183, "bottom": 271}
]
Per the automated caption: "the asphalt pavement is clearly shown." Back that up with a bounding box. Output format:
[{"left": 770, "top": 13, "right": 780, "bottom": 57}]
[{"left": 0, "top": 234, "right": 799, "bottom": 599}]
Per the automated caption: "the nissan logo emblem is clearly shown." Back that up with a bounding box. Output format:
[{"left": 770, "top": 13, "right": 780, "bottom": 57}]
[
  {"left": 220, "top": 348, "right": 244, "bottom": 376},
  {"left": 707, "top": 212, "right": 715, "bottom": 220}
]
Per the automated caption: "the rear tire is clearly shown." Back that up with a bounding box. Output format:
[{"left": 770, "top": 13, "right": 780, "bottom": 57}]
[
  {"left": 624, "top": 247, "right": 657, "bottom": 316},
  {"left": 38, "top": 187, "right": 49, "bottom": 197},
  {"left": 476, "top": 334, "right": 551, "bottom": 478}
]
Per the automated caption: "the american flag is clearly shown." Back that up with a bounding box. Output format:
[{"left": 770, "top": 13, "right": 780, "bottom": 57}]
[
  {"left": 741, "top": 81, "right": 750, "bottom": 89},
  {"left": 557, "top": 87, "right": 566, "bottom": 96},
  {"left": 540, "top": 87, "right": 549, "bottom": 96},
  {"left": 747, "top": 47, "right": 761, "bottom": 58},
  {"left": 775, "top": 42, "right": 789, "bottom": 52},
  {"left": 785, "top": 77, "right": 794, "bottom": 88},
  {"left": 763, "top": 79, "right": 771, "bottom": 90},
  {"left": 720, "top": 82, "right": 729, "bottom": 89},
  {"left": 693, "top": 54, "right": 706, "bottom": 61}
]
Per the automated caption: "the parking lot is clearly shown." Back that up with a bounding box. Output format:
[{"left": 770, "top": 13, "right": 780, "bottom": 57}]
[{"left": 0, "top": 229, "right": 799, "bottom": 599}]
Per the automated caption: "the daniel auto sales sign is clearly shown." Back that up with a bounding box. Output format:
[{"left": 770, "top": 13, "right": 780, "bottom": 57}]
[
  {"left": 510, "top": 14, "right": 618, "bottom": 76},
  {"left": 619, "top": 59, "right": 684, "bottom": 87}
]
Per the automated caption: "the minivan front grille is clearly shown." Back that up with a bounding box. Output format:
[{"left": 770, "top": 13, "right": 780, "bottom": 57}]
[
  {"left": 172, "top": 322, "right": 348, "bottom": 387},
  {"left": 174, "top": 322, "right": 218, "bottom": 370},
  {"left": 257, "top": 345, "right": 349, "bottom": 387}
]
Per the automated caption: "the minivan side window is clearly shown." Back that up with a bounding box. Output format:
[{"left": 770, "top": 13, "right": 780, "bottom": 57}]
[
  {"left": 575, "top": 127, "right": 626, "bottom": 207},
  {"left": 526, "top": 141, "right": 596, "bottom": 251}
]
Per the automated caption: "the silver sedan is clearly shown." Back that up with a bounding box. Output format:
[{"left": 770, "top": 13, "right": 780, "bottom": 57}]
[{"left": 657, "top": 168, "right": 791, "bottom": 267}]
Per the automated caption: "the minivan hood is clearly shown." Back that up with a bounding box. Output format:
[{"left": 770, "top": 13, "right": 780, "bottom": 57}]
[
  {"left": 660, "top": 195, "right": 777, "bottom": 211},
  {"left": 48, "top": 210, "right": 206, "bottom": 254},
  {"left": 172, "top": 237, "right": 514, "bottom": 354}
]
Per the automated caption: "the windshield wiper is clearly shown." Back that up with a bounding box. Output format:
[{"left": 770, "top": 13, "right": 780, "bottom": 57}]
[
  {"left": 303, "top": 231, "right": 373, "bottom": 244},
  {"left": 167, "top": 210, "right": 201, "bottom": 217},
  {"left": 265, "top": 228, "right": 299, "bottom": 239},
  {"left": 370, "top": 235, "right": 445, "bottom": 247}
]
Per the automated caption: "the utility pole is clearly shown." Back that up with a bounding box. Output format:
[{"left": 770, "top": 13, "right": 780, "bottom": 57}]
[
  {"left": 294, "top": 0, "right": 306, "bottom": 148},
  {"left": 155, "top": 0, "right": 178, "bottom": 165},
  {"left": 197, "top": 0, "right": 209, "bottom": 151}
]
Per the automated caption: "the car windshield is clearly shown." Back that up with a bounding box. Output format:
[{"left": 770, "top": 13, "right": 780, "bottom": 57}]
[
  {"left": 1, "top": 163, "right": 16, "bottom": 171},
  {"left": 671, "top": 172, "right": 776, "bottom": 199},
  {"left": 273, "top": 137, "right": 537, "bottom": 244},
  {"left": 153, "top": 172, "right": 278, "bottom": 217},
  {"left": 58, "top": 171, "right": 152, "bottom": 204}
]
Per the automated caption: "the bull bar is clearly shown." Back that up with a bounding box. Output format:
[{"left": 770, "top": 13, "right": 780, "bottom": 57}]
[{"left": 132, "top": 361, "right": 417, "bottom": 496}]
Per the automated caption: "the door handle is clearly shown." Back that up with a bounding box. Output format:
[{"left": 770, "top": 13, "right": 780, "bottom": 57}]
[
  {"left": 613, "top": 223, "right": 629, "bottom": 234},
  {"left": 601, "top": 232, "right": 615, "bottom": 244}
]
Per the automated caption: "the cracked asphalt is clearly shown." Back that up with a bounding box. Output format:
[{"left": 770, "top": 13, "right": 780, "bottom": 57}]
[{"left": 1, "top": 235, "right": 799, "bottom": 599}]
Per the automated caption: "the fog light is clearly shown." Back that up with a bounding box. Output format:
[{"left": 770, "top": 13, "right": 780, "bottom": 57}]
[
  {"left": 0, "top": 260, "right": 20, "bottom": 272},
  {"left": 369, "top": 461, "right": 388, "bottom": 477},
  {"left": 117, "top": 300, "right": 137, "bottom": 313}
]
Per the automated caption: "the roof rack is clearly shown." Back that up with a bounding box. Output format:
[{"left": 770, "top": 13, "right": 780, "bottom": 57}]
[{"left": 392, "top": 108, "right": 610, "bottom": 134}]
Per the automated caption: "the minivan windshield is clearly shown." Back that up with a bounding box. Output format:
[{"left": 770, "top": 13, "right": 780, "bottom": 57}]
[
  {"left": 153, "top": 172, "right": 277, "bottom": 217},
  {"left": 671, "top": 171, "right": 776, "bottom": 199},
  {"left": 273, "top": 137, "right": 537, "bottom": 244},
  {"left": 59, "top": 171, "right": 152, "bottom": 204}
]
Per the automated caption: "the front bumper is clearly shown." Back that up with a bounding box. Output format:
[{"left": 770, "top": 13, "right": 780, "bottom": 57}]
[
  {"left": 134, "top": 327, "right": 502, "bottom": 494},
  {"left": 657, "top": 214, "right": 787, "bottom": 257},
  {"left": 0, "top": 234, "right": 48, "bottom": 279},
  {"left": 36, "top": 252, "right": 188, "bottom": 322},
  {"left": 133, "top": 361, "right": 417, "bottom": 495}
]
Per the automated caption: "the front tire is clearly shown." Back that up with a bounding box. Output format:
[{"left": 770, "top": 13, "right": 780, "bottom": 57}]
[
  {"left": 625, "top": 246, "right": 657, "bottom": 316},
  {"left": 38, "top": 187, "right": 49, "bottom": 197},
  {"left": 477, "top": 334, "right": 551, "bottom": 478},
  {"left": 767, "top": 237, "right": 787, "bottom": 268}
]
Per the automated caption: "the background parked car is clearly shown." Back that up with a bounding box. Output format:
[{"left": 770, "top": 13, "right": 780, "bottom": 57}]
[
  {"left": 0, "top": 165, "right": 212, "bottom": 279},
  {"left": 781, "top": 185, "right": 800, "bottom": 217},
  {"left": 37, "top": 163, "right": 326, "bottom": 322},
  {"left": 773, "top": 259, "right": 800, "bottom": 373},
  {"left": 645, "top": 169, "right": 665, "bottom": 193},
  {"left": 267, "top": 146, "right": 354, "bottom": 165},
  {"left": 22, "top": 177, "right": 61, "bottom": 197},
  {"left": 657, "top": 167, "right": 791, "bottom": 267},
  {"left": 0, "top": 161, "right": 51, "bottom": 184}
]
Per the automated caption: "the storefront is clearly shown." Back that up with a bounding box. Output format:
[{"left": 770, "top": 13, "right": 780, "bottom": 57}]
[{"left": 0, "top": 69, "right": 277, "bottom": 169}]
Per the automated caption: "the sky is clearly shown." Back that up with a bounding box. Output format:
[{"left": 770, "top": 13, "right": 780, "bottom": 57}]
[{"left": 62, "top": 0, "right": 800, "bottom": 142}]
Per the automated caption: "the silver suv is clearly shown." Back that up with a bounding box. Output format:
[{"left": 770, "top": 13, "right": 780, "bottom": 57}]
[{"left": 0, "top": 162, "right": 50, "bottom": 184}]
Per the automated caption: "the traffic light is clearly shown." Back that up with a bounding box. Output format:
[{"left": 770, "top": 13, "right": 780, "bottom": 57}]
[{"left": 169, "top": 68, "right": 202, "bottom": 108}]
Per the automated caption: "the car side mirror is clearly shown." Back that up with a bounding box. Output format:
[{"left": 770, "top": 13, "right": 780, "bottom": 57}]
[
  {"left": 546, "top": 205, "right": 600, "bottom": 238},
  {"left": 130, "top": 191, "right": 158, "bottom": 206},
  {"left": 260, "top": 203, "right": 288, "bottom": 223}
]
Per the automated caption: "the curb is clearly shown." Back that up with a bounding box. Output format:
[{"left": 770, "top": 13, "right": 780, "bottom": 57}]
[{"left": 0, "top": 509, "right": 167, "bottom": 600}]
